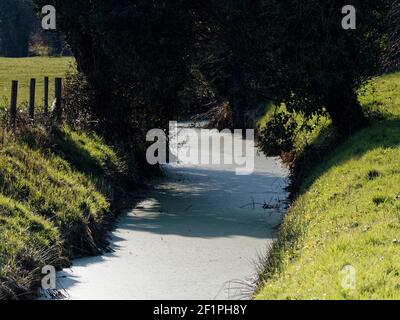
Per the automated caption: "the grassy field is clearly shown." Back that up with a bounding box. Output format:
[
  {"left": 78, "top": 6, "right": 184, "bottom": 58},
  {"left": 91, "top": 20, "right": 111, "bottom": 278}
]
[
  {"left": 256, "top": 72, "right": 400, "bottom": 299},
  {"left": 0, "top": 57, "right": 74, "bottom": 107}
]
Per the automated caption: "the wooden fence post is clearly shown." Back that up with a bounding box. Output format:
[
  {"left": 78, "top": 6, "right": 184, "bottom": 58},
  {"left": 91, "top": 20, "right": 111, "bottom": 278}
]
[
  {"left": 29, "top": 78, "right": 36, "bottom": 119},
  {"left": 44, "top": 77, "right": 49, "bottom": 114},
  {"left": 10, "top": 81, "right": 18, "bottom": 127},
  {"left": 53, "top": 78, "right": 62, "bottom": 122}
]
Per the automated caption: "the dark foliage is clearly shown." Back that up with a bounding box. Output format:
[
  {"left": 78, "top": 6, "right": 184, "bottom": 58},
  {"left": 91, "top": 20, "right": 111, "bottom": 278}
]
[
  {"left": 32, "top": 0, "right": 392, "bottom": 156},
  {"left": 258, "top": 112, "right": 298, "bottom": 157},
  {"left": 63, "top": 70, "right": 95, "bottom": 129},
  {"left": 193, "top": 0, "right": 271, "bottom": 128},
  {"left": 0, "top": 0, "right": 35, "bottom": 57},
  {"left": 260, "top": 0, "right": 391, "bottom": 135},
  {"left": 388, "top": 0, "right": 400, "bottom": 70},
  {"left": 193, "top": 1, "right": 391, "bottom": 135},
  {"left": 33, "top": 0, "right": 197, "bottom": 161}
]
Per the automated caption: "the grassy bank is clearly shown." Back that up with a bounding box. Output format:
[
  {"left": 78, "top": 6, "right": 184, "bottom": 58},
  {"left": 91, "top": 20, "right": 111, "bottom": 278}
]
[
  {"left": 0, "top": 57, "right": 133, "bottom": 299},
  {"left": 0, "top": 125, "right": 128, "bottom": 299},
  {"left": 256, "top": 72, "right": 400, "bottom": 299},
  {"left": 0, "top": 57, "right": 74, "bottom": 106}
]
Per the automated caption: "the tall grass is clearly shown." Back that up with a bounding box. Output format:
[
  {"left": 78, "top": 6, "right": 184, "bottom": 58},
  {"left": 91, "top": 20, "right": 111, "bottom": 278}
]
[{"left": 0, "top": 122, "right": 128, "bottom": 299}]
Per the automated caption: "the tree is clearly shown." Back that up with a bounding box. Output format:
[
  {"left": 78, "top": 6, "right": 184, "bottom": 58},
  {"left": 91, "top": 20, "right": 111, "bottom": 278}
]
[
  {"left": 193, "top": 0, "right": 274, "bottom": 128},
  {"left": 0, "top": 0, "right": 35, "bottom": 57},
  {"left": 197, "top": 1, "right": 390, "bottom": 134},
  {"left": 31, "top": 0, "right": 390, "bottom": 145},
  {"left": 388, "top": 0, "right": 400, "bottom": 70},
  {"left": 33, "top": 0, "right": 196, "bottom": 157},
  {"left": 258, "top": 0, "right": 391, "bottom": 135}
]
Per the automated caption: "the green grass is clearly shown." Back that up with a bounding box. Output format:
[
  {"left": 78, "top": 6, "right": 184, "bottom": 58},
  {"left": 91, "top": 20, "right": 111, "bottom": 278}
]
[
  {"left": 0, "top": 57, "right": 129, "bottom": 299},
  {"left": 360, "top": 72, "right": 400, "bottom": 118},
  {"left": 0, "top": 125, "right": 125, "bottom": 299},
  {"left": 0, "top": 57, "right": 74, "bottom": 107},
  {"left": 256, "top": 72, "right": 400, "bottom": 300}
]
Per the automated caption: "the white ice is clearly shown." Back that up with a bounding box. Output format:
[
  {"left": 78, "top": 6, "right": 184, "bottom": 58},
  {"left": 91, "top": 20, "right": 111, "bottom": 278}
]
[{"left": 55, "top": 127, "right": 287, "bottom": 300}]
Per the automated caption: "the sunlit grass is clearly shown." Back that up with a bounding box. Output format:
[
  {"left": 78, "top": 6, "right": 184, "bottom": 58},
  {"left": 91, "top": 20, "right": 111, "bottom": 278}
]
[
  {"left": 256, "top": 72, "right": 400, "bottom": 300},
  {"left": 0, "top": 126, "right": 124, "bottom": 299}
]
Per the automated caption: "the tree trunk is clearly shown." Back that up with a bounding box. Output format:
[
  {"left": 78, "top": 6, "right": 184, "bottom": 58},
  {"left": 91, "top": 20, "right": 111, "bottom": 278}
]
[
  {"left": 325, "top": 88, "right": 366, "bottom": 136},
  {"left": 230, "top": 67, "right": 247, "bottom": 129},
  {"left": 231, "top": 94, "right": 246, "bottom": 129}
]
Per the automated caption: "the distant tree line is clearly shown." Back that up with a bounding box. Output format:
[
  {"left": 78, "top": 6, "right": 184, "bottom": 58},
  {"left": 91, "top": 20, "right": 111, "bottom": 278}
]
[{"left": 0, "top": 0, "right": 68, "bottom": 57}]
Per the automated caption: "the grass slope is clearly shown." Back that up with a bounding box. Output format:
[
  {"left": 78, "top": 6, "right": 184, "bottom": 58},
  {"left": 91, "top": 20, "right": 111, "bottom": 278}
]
[
  {"left": 0, "top": 126, "right": 126, "bottom": 299},
  {"left": 256, "top": 72, "right": 400, "bottom": 299},
  {"left": 0, "top": 57, "right": 74, "bottom": 107}
]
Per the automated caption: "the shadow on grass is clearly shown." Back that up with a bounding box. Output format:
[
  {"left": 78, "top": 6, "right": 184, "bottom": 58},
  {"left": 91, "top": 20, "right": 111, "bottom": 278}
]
[
  {"left": 51, "top": 128, "right": 105, "bottom": 176},
  {"left": 289, "top": 119, "right": 400, "bottom": 198},
  {"left": 257, "top": 118, "right": 400, "bottom": 289},
  {"left": 302, "top": 119, "right": 399, "bottom": 191}
]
